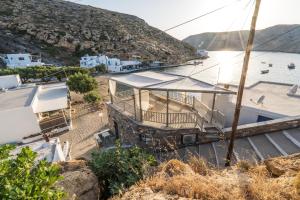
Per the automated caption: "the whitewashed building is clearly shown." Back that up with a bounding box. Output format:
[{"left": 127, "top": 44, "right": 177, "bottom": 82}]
[
  {"left": 80, "top": 54, "right": 142, "bottom": 73},
  {"left": 196, "top": 49, "right": 209, "bottom": 58},
  {"left": 0, "top": 79, "right": 71, "bottom": 144},
  {"left": 2, "top": 54, "right": 44, "bottom": 68}
]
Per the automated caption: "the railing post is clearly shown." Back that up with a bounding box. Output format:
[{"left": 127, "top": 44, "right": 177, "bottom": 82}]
[
  {"left": 166, "top": 91, "right": 169, "bottom": 127},
  {"left": 139, "top": 89, "right": 143, "bottom": 122},
  {"left": 192, "top": 96, "right": 195, "bottom": 109},
  {"left": 133, "top": 92, "right": 137, "bottom": 120},
  {"left": 210, "top": 93, "right": 217, "bottom": 123}
]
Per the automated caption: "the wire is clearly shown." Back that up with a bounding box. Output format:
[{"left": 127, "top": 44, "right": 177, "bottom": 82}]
[
  {"left": 189, "top": 25, "right": 300, "bottom": 77},
  {"left": 164, "top": 0, "right": 240, "bottom": 32}
]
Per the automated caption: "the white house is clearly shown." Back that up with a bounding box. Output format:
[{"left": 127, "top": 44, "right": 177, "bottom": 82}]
[
  {"left": 196, "top": 49, "right": 209, "bottom": 58},
  {"left": 2, "top": 54, "right": 44, "bottom": 68},
  {"left": 0, "top": 74, "right": 22, "bottom": 89},
  {"left": 11, "top": 138, "right": 69, "bottom": 163},
  {"left": 0, "top": 78, "right": 71, "bottom": 144},
  {"left": 80, "top": 54, "right": 142, "bottom": 73}
]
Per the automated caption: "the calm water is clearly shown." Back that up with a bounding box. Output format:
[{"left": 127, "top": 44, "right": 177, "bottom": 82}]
[{"left": 163, "top": 51, "right": 300, "bottom": 86}]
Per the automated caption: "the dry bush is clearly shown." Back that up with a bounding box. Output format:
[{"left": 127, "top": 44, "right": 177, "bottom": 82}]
[
  {"left": 247, "top": 173, "right": 297, "bottom": 200},
  {"left": 295, "top": 171, "right": 300, "bottom": 195},
  {"left": 237, "top": 160, "right": 252, "bottom": 172},
  {"left": 187, "top": 156, "right": 209, "bottom": 175},
  {"left": 160, "top": 159, "right": 193, "bottom": 177}
]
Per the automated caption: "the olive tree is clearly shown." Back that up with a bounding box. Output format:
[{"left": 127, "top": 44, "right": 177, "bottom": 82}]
[{"left": 67, "top": 72, "right": 98, "bottom": 94}]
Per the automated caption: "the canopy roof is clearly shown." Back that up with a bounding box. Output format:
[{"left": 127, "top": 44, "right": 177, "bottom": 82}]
[{"left": 110, "top": 71, "right": 236, "bottom": 94}]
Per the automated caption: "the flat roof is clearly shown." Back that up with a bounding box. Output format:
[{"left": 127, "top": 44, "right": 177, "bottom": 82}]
[
  {"left": 110, "top": 71, "right": 235, "bottom": 94},
  {"left": 229, "top": 82, "right": 300, "bottom": 116},
  {"left": 0, "top": 86, "right": 36, "bottom": 111},
  {"left": 33, "top": 83, "right": 68, "bottom": 113}
]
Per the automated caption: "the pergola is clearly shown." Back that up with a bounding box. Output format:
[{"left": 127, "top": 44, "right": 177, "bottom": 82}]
[{"left": 109, "top": 71, "right": 236, "bottom": 128}]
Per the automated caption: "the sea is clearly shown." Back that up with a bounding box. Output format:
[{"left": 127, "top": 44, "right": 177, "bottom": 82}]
[{"left": 163, "top": 51, "right": 300, "bottom": 86}]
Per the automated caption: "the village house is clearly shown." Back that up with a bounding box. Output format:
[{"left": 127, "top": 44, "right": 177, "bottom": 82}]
[
  {"left": 1, "top": 53, "right": 44, "bottom": 68},
  {"left": 106, "top": 71, "right": 300, "bottom": 166},
  {"left": 80, "top": 54, "right": 142, "bottom": 73},
  {"left": 0, "top": 75, "right": 71, "bottom": 144}
]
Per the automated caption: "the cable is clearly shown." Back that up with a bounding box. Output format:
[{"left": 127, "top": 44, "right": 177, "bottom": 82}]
[
  {"left": 189, "top": 25, "right": 300, "bottom": 77},
  {"left": 164, "top": 0, "right": 239, "bottom": 32}
]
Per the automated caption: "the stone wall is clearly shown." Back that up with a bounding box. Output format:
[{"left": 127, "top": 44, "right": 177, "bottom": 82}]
[
  {"left": 223, "top": 115, "right": 300, "bottom": 138},
  {"left": 107, "top": 103, "right": 300, "bottom": 150}
]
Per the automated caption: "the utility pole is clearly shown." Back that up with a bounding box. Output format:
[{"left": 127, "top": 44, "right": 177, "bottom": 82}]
[{"left": 225, "top": 0, "right": 261, "bottom": 167}]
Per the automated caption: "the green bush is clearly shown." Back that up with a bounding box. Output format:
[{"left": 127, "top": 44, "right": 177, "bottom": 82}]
[
  {"left": 89, "top": 141, "right": 156, "bottom": 196},
  {"left": 67, "top": 72, "right": 98, "bottom": 94},
  {"left": 0, "top": 144, "right": 65, "bottom": 199},
  {"left": 0, "top": 66, "right": 89, "bottom": 82},
  {"left": 95, "top": 64, "right": 107, "bottom": 73},
  {"left": 83, "top": 90, "right": 101, "bottom": 103}
]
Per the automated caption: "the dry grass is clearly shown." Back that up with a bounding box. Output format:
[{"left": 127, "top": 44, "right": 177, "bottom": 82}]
[
  {"left": 295, "top": 171, "right": 300, "bottom": 195},
  {"left": 237, "top": 160, "right": 252, "bottom": 172},
  {"left": 187, "top": 156, "right": 209, "bottom": 175}
]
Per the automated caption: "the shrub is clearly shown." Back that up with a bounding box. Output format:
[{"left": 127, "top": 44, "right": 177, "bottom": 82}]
[
  {"left": 237, "top": 160, "right": 252, "bottom": 172},
  {"left": 83, "top": 90, "right": 101, "bottom": 103},
  {"left": 89, "top": 141, "right": 156, "bottom": 196},
  {"left": 95, "top": 64, "right": 107, "bottom": 73},
  {"left": 187, "top": 156, "right": 209, "bottom": 175},
  {"left": 0, "top": 144, "right": 65, "bottom": 199},
  {"left": 295, "top": 171, "right": 300, "bottom": 195},
  {"left": 67, "top": 72, "right": 98, "bottom": 94}
]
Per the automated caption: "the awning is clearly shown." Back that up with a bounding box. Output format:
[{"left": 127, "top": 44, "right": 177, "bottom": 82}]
[
  {"left": 110, "top": 71, "right": 235, "bottom": 94},
  {"left": 33, "top": 83, "right": 68, "bottom": 113}
]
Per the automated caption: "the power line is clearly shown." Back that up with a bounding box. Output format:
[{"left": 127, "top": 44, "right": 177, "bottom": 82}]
[
  {"left": 164, "top": 0, "right": 239, "bottom": 32},
  {"left": 189, "top": 25, "right": 300, "bottom": 77}
]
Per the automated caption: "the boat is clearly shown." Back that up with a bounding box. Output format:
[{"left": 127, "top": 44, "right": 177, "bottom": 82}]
[
  {"left": 268, "top": 63, "right": 273, "bottom": 67},
  {"left": 288, "top": 63, "right": 296, "bottom": 69},
  {"left": 193, "top": 61, "right": 203, "bottom": 65},
  {"left": 261, "top": 69, "right": 269, "bottom": 74}
]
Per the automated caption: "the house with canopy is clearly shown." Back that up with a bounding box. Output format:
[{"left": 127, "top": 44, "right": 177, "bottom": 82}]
[{"left": 107, "top": 71, "right": 236, "bottom": 149}]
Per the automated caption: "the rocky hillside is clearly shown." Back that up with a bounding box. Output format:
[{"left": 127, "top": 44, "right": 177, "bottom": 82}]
[
  {"left": 0, "top": 0, "right": 195, "bottom": 66},
  {"left": 113, "top": 154, "right": 300, "bottom": 200},
  {"left": 183, "top": 24, "right": 300, "bottom": 53}
]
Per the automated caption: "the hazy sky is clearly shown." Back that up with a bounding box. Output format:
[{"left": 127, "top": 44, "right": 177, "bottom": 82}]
[{"left": 68, "top": 0, "right": 300, "bottom": 40}]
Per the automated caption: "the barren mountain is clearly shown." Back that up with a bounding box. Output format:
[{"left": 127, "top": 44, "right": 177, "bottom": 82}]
[
  {"left": 0, "top": 0, "right": 195, "bottom": 65},
  {"left": 183, "top": 24, "right": 300, "bottom": 53}
]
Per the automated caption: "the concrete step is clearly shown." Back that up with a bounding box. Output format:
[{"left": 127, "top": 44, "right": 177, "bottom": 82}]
[
  {"left": 199, "top": 143, "right": 217, "bottom": 166},
  {"left": 233, "top": 138, "right": 260, "bottom": 164},
  {"left": 248, "top": 134, "right": 282, "bottom": 160},
  {"left": 266, "top": 131, "right": 300, "bottom": 155}
]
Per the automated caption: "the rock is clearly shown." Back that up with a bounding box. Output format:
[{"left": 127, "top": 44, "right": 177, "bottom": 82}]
[
  {"left": 264, "top": 153, "right": 300, "bottom": 177},
  {"left": 57, "top": 160, "right": 100, "bottom": 200}
]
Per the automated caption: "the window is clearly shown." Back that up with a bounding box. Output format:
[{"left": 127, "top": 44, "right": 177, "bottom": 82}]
[
  {"left": 257, "top": 115, "right": 273, "bottom": 122},
  {"left": 18, "top": 57, "right": 25, "bottom": 61}
]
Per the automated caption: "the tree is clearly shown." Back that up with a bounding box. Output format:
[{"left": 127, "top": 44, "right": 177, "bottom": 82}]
[
  {"left": 0, "top": 144, "right": 65, "bottom": 199},
  {"left": 95, "top": 64, "right": 107, "bottom": 73},
  {"left": 89, "top": 141, "right": 156, "bottom": 197},
  {"left": 83, "top": 90, "right": 101, "bottom": 104},
  {"left": 67, "top": 72, "right": 98, "bottom": 94}
]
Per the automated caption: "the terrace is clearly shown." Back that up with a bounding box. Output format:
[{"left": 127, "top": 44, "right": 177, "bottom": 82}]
[{"left": 108, "top": 72, "right": 236, "bottom": 132}]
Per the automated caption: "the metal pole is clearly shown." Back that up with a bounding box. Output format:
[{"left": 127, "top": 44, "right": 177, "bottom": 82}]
[
  {"left": 139, "top": 89, "right": 143, "bottom": 122},
  {"left": 225, "top": 0, "right": 261, "bottom": 167},
  {"left": 210, "top": 93, "right": 216, "bottom": 123},
  {"left": 166, "top": 91, "right": 169, "bottom": 127}
]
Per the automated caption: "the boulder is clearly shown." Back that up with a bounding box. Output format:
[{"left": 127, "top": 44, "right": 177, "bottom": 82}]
[
  {"left": 264, "top": 153, "right": 300, "bottom": 177},
  {"left": 57, "top": 160, "right": 100, "bottom": 200}
]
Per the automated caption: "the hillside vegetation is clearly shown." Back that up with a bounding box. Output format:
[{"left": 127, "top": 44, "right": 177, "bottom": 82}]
[
  {"left": 0, "top": 0, "right": 194, "bottom": 66},
  {"left": 183, "top": 24, "right": 300, "bottom": 53},
  {"left": 112, "top": 154, "right": 300, "bottom": 200}
]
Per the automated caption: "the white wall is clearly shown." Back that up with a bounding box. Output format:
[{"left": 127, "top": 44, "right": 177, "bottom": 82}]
[
  {"left": 0, "top": 106, "right": 41, "bottom": 144},
  {"left": 0, "top": 75, "right": 22, "bottom": 89}
]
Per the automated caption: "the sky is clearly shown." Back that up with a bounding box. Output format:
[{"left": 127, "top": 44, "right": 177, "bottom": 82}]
[{"left": 68, "top": 0, "right": 300, "bottom": 40}]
